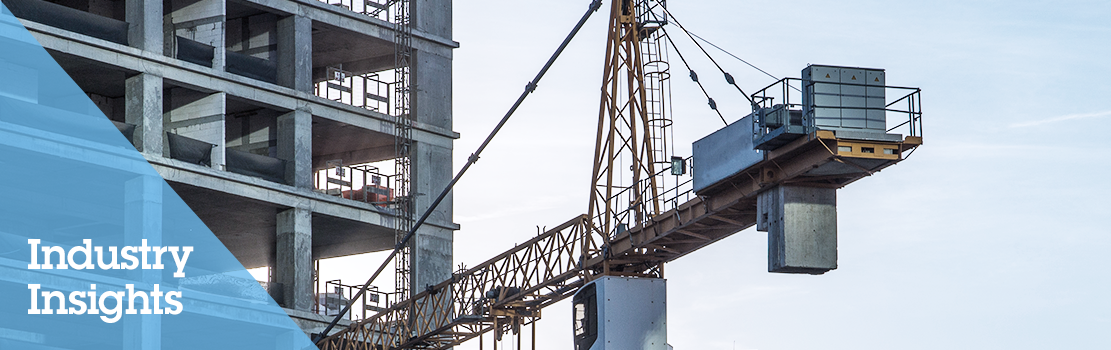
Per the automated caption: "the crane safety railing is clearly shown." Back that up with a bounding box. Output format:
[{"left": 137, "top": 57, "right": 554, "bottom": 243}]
[
  {"left": 750, "top": 77, "right": 924, "bottom": 139},
  {"left": 603, "top": 155, "right": 694, "bottom": 241}
]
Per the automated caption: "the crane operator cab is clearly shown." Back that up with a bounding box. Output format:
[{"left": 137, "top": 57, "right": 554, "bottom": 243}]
[{"left": 572, "top": 276, "right": 668, "bottom": 350}]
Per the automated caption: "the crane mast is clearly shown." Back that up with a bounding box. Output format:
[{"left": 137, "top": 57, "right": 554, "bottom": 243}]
[{"left": 586, "top": 0, "right": 669, "bottom": 280}]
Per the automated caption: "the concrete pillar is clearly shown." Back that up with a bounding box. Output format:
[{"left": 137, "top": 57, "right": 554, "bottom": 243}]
[
  {"left": 276, "top": 15, "right": 312, "bottom": 93},
  {"left": 165, "top": 0, "right": 226, "bottom": 70},
  {"left": 412, "top": 50, "right": 452, "bottom": 130},
  {"left": 122, "top": 175, "right": 162, "bottom": 349},
  {"left": 126, "top": 0, "right": 163, "bottom": 52},
  {"left": 414, "top": 0, "right": 451, "bottom": 39},
  {"left": 758, "top": 185, "right": 838, "bottom": 274},
  {"left": 125, "top": 73, "right": 163, "bottom": 155},
  {"left": 408, "top": 141, "right": 453, "bottom": 292},
  {"left": 410, "top": 226, "right": 452, "bottom": 294},
  {"left": 165, "top": 89, "right": 226, "bottom": 169},
  {"left": 277, "top": 109, "right": 311, "bottom": 188},
  {"left": 410, "top": 141, "right": 452, "bottom": 225},
  {"left": 275, "top": 207, "right": 312, "bottom": 311}
]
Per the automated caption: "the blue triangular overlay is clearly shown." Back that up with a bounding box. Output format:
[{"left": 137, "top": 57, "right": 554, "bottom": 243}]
[{"left": 0, "top": 4, "right": 316, "bottom": 350}]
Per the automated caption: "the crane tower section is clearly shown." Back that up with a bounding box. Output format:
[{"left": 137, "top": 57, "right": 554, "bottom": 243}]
[{"left": 586, "top": 0, "right": 671, "bottom": 280}]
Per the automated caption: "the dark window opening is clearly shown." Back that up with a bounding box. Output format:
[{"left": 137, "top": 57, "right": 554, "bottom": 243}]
[{"left": 573, "top": 283, "right": 598, "bottom": 350}]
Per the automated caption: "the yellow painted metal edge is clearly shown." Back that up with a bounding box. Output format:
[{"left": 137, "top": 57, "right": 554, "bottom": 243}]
[{"left": 834, "top": 140, "right": 902, "bottom": 160}]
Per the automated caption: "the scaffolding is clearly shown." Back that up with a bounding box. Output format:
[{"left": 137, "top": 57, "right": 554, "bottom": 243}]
[{"left": 391, "top": 0, "right": 414, "bottom": 306}]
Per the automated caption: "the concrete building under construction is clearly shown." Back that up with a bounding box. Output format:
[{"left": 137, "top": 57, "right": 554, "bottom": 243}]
[{"left": 2, "top": 0, "right": 456, "bottom": 334}]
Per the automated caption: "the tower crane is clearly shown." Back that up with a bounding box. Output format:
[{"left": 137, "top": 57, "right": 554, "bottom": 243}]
[{"left": 315, "top": 0, "right": 923, "bottom": 349}]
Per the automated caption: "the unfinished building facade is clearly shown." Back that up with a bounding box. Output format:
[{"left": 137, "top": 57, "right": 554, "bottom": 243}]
[{"left": 3, "top": 0, "right": 456, "bottom": 334}]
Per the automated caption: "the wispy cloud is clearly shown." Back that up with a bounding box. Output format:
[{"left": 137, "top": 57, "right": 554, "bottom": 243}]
[{"left": 1009, "top": 110, "right": 1111, "bottom": 128}]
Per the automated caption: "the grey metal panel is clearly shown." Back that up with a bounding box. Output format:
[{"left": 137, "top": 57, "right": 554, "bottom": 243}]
[
  {"left": 804, "top": 65, "right": 894, "bottom": 133},
  {"left": 586, "top": 277, "right": 668, "bottom": 350},
  {"left": 814, "top": 118, "right": 841, "bottom": 128},
  {"left": 839, "top": 68, "right": 866, "bottom": 96},
  {"left": 866, "top": 69, "right": 886, "bottom": 97},
  {"left": 841, "top": 96, "right": 866, "bottom": 109},
  {"left": 866, "top": 109, "right": 886, "bottom": 121},
  {"left": 866, "top": 97, "right": 886, "bottom": 108},
  {"left": 839, "top": 68, "right": 866, "bottom": 84},
  {"left": 840, "top": 84, "right": 865, "bottom": 96},
  {"left": 814, "top": 93, "right": 841, "bottom": 107},
  {"left": 867, "top": 86, "right": 885, "bottom": 97},
  {"left": 840, "top": 107, "right": 866, "bottom": 128},
  {"left": 865, "top": 69, "right": 885, "bottom": 85},
  {"left": 813, "top": 82, "right": 840, "bottom": 94},
  {"left": 841, "top": 85, "right": 866, "bottom": 97},
  {"left": 841, "top": 118, "right": 866, "bottom": 128},
  {"left": 763, "top": 106, "right": 787, "bottom": 127},
  {"left": 806, "top": 66, "right": 841, "bottom": 83},
  {"left": 813, "top": 107, "right": 840, "bottom": 128},
  {"left": 866, "top": 119, "right": 886, "bottom": 130},
  {"left": 692, "top": 114, "right": 764, "bottom": 194},
  {"left": 841, "top": 107, "right": 866, "bottom": 119},
  {"left": 867, "top": 110, "right": 886, "bottom": 130},
  {"left": 814, "top": 107, "right": 840, "bottom": 119}
]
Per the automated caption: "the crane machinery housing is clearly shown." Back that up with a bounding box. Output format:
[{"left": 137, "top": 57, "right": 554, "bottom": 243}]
[{"left": 316, "top": 0, "right": 923, "bottom": 349}]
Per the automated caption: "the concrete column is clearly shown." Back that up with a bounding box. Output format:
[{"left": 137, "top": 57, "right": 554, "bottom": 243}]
[
  {"left": 126, "top": 0, "right": 163, "bottom": 52},
  {"left": 412, "top": 50, "right": 452, "bottom": 130},
  {"left": 409, "top": 226, "right": 452, "bottom": 295},
  {"left": 276, "top": 15, "right": 312, "bottom": 93},
  {"left": 165, "top": 0, "right": 226, "bottom": 70},
  {"left": 277, "top": 108, "right": 311, "bottom": 188},
  {"left": 165, "top": 89, "right": 226, "bottom": 169},
  {"left": 125, "top": 73, "right": 163, "bottom": 155},
  {"left": 414, "top": 0, "right": 451, "bottom": 39},
  {"left": 275, "top": 207, "right": 312, "bottom": 311},
  {"left": 408, "top": 141, "right": 453, "bottom": 291},
  {"left": 122, "top": 175, "right": 162, "bottom": 349},
  {"left": 410, "top": 141, "right": 452, "bottom": 225},
  {"left": 758, "top": 185, "right": 838, "bottom": 274}
]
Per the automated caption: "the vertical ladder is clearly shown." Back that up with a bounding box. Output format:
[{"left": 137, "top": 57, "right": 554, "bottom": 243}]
[
  {"left": 640, "top": 21, "right": 672, "bottom": 205},
  {"left": 391, "top": 0, "right": 413, "bottom": 305}
]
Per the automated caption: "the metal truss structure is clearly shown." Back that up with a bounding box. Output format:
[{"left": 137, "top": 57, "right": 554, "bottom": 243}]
[
  {"left": 392, "top": 0, "right": 414, "bottom": 303},
  {"left": 585, "top": 0, "right": 666, "bottom": 280}
]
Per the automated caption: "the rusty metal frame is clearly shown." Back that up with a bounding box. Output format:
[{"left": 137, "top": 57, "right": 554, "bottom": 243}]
[
  {"left": 317, "top": 216, "right": 589, "bottom": 350},
  {"left": 585, "top": 0, "right": 664, "bottom": 280}
]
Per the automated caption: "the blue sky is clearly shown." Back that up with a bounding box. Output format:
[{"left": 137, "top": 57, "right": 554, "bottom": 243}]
[{"left": 328, "top": 1, "right": 1111, "bottom": 349}]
